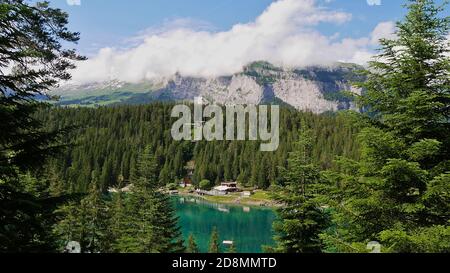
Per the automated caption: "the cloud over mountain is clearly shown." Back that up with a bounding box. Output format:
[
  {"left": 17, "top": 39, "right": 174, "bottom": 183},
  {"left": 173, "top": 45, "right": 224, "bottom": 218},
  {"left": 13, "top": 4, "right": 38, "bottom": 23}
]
[{"left": 69, "top": 0, "right": 394, "bottom": 84}]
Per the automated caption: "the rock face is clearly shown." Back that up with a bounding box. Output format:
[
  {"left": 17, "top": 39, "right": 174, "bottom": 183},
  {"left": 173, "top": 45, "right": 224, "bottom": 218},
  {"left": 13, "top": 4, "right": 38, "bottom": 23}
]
[
  {"left": 272, "top": 76, "right": 339, "bottom": 113},
  {"left": 54, "top": 62, "right": 364, "bottom": 113},
  {"left": 154, "top": 74, "right": 264, "bottom": 106}
]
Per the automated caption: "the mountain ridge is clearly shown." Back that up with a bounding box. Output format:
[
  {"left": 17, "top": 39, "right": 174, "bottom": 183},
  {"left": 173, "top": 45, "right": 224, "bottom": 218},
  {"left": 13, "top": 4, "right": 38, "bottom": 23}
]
[{"left": 53, "top": 61, "right": 365, "bottom": 113}]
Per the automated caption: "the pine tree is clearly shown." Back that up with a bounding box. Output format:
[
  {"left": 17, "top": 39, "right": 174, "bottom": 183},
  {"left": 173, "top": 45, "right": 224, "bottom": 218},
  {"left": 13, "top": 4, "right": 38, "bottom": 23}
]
[
  {"left": 0, "top": 0, "right": 83, "bottom": 252},
  {"left": 0, "top": 0, "right": 84, "bottom": 179},
  {"left": 116, "top": 146, "right": 184, "bottom": 253},
  {"left": 82, "top": 172, "right": 111, "bottom": 253},
  {"left": 53, "top": 201, "right": 83, "bottom": 252},
  {"left": 323, "top": 0, "right": 450, "bottom": 253},
  {"left": 272, "top": 130, "right": 329, "bottom": 253},
  {"left": 208, "top": 227, "right": 221, "bottom": 253},
  {"left": 110, "top": 184, "right": 128, "bottom": 252},
  {"left": 186, "top": 234, "right": 200, "bottom": 253},
  {"left": 249, "top": 156, "right": 260, "bottom": 187},
  {"left": 359, "top": 0, "right": 450, "bottom": 150},
  {"left": 100, "top": 158, "right": 114, "bottom": 192},
  {"left": 54, "top": 171, "right": 110, "bottom": 253},
  {"left": 147, "top": 191, "right": 185, "bottom": 253},
  {"left": 45, "top": 163, "right": 65, "bottom": 197}
]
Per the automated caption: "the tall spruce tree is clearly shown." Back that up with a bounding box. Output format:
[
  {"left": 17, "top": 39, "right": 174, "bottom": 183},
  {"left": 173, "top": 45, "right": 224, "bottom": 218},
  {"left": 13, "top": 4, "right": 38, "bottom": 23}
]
[
  {"left": 271, "top": 130, "right": 329, "bottom": 253},
  {"left": 322, "top": 0, "right": 450, "bottom": 253},
  {"left": 80, "top": 172, "right": 110, "bottom": 253},
  {"left": 0, "top": 0, "right": 83, "bottom": 252},
  {"left": 116, "top": 146, "right": 184, "bottom": 253},
  {"left": 0, "top": 0, "right": 84, "bottom": 178},
  {"left": 52, "top": 201, "right": 82, "bottom": 252},
  {"left": 110, "top": 175, "right": 129, "bottom": 252},
  {"left": 53, "top": 171, "right": 110, "bottom": 253}
]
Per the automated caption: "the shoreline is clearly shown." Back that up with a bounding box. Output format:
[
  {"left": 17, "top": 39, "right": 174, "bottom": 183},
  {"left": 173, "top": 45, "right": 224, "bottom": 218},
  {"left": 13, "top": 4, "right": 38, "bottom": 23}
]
[{"left": 174, "top": 190, "right": 281, "bottom": 208}]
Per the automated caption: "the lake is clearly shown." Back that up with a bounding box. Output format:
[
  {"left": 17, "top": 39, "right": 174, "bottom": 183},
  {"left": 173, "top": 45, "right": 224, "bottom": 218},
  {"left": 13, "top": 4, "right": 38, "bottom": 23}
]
[{"left": 173, "top": 196, "right": 276, "bottom": 253}]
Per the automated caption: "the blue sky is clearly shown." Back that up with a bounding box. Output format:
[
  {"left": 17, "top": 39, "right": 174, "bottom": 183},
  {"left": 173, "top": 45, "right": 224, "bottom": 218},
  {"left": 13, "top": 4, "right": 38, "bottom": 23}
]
[
  {"left": 51, "top": 0, "right": 410, "bottom": 55},
  {"left": 51, "top": 0, "right": 276, "bottom": 54},
  {"left": 43, "top": 0, "right": 449, "bottom": 83}
]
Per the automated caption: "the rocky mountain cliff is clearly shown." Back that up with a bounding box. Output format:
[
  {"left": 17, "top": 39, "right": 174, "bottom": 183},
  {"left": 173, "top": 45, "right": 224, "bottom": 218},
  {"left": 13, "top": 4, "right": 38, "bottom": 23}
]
[{"left": 53, "top": 62, "right": 364, "bottom": 113}]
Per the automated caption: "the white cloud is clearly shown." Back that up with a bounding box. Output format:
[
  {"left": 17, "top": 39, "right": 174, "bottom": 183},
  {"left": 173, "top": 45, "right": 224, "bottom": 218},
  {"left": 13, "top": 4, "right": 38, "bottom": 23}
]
[
  {"left": 66, "top": 0, "right": 81, "bottom": 6},
  {"left": 69, "top": 0, "right": 390, "bottom": 84},
  {"left": 370, "top": 21, "right": 396, "bottom": 44},
  {"left": 367, "top": 0, "right": 381, "bottom": 6},
  {"left": 126, "top": 18, "right": 217, "bottom": 47}
]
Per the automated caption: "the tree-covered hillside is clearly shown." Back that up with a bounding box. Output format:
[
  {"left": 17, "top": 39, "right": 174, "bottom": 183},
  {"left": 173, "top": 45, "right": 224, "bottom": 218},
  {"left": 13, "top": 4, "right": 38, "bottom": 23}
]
[{"left": 34, "top": 104, "right": 360, "bottom": 193}]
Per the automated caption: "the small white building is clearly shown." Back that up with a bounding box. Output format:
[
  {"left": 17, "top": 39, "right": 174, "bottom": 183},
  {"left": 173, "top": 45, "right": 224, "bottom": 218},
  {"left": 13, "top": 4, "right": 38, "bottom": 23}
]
[
  {"left": 242, "top": 191, "right": 252, "bottom": 197},
  {"left": 210, "top": 186, "right": 229, "bottom": 196},
  {"left": 210, "top": 182, "right": 239, "bottom": 196},
  {"left": 214, "top": 185, "right": 230, "bottom": 192}
]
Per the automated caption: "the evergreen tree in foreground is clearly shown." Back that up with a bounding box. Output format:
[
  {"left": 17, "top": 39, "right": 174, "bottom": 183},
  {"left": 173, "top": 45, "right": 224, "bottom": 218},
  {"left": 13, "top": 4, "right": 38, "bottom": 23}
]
[
  {"left": 322, "top": 0, "right": 450, "bottom": 253},
  {"left": 109, "top": 175, "right": 130, "bottom": 252},
  {"left": 0, "top": 0, "right": 83, "bottom": 252},
  {"left": 80, "top": 172, "right": 110, "bottom": 253},
  {"left": 271, "top": 130, "right": 329, "bottom": 253},
  {"left": 55, "top": 146, "right": 185, "bottom": 253},
  {"left": 53, "top": 172, "right": 110, "bottom": 253},
  {"left": 0, "top": 0, "right": 84, "bottom": 179},
  {"left": 115, "top": 146, "right": 184, "bottom": 253}
]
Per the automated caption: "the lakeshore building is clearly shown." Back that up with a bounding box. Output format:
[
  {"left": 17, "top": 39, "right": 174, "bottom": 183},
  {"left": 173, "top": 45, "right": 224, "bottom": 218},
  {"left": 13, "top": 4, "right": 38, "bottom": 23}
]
[
  {"left": 210, "top": 182, "right": 239, "bottom": 196},
  {"left": 242, "top": 191, "right": 252, "bottom": 197}
]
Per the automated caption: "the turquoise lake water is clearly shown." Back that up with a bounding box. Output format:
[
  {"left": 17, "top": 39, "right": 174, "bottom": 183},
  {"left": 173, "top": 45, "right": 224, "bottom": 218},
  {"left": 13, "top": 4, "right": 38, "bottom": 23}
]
[{"left": 173, "top": 197, "right": 276, "bottom": 253}]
